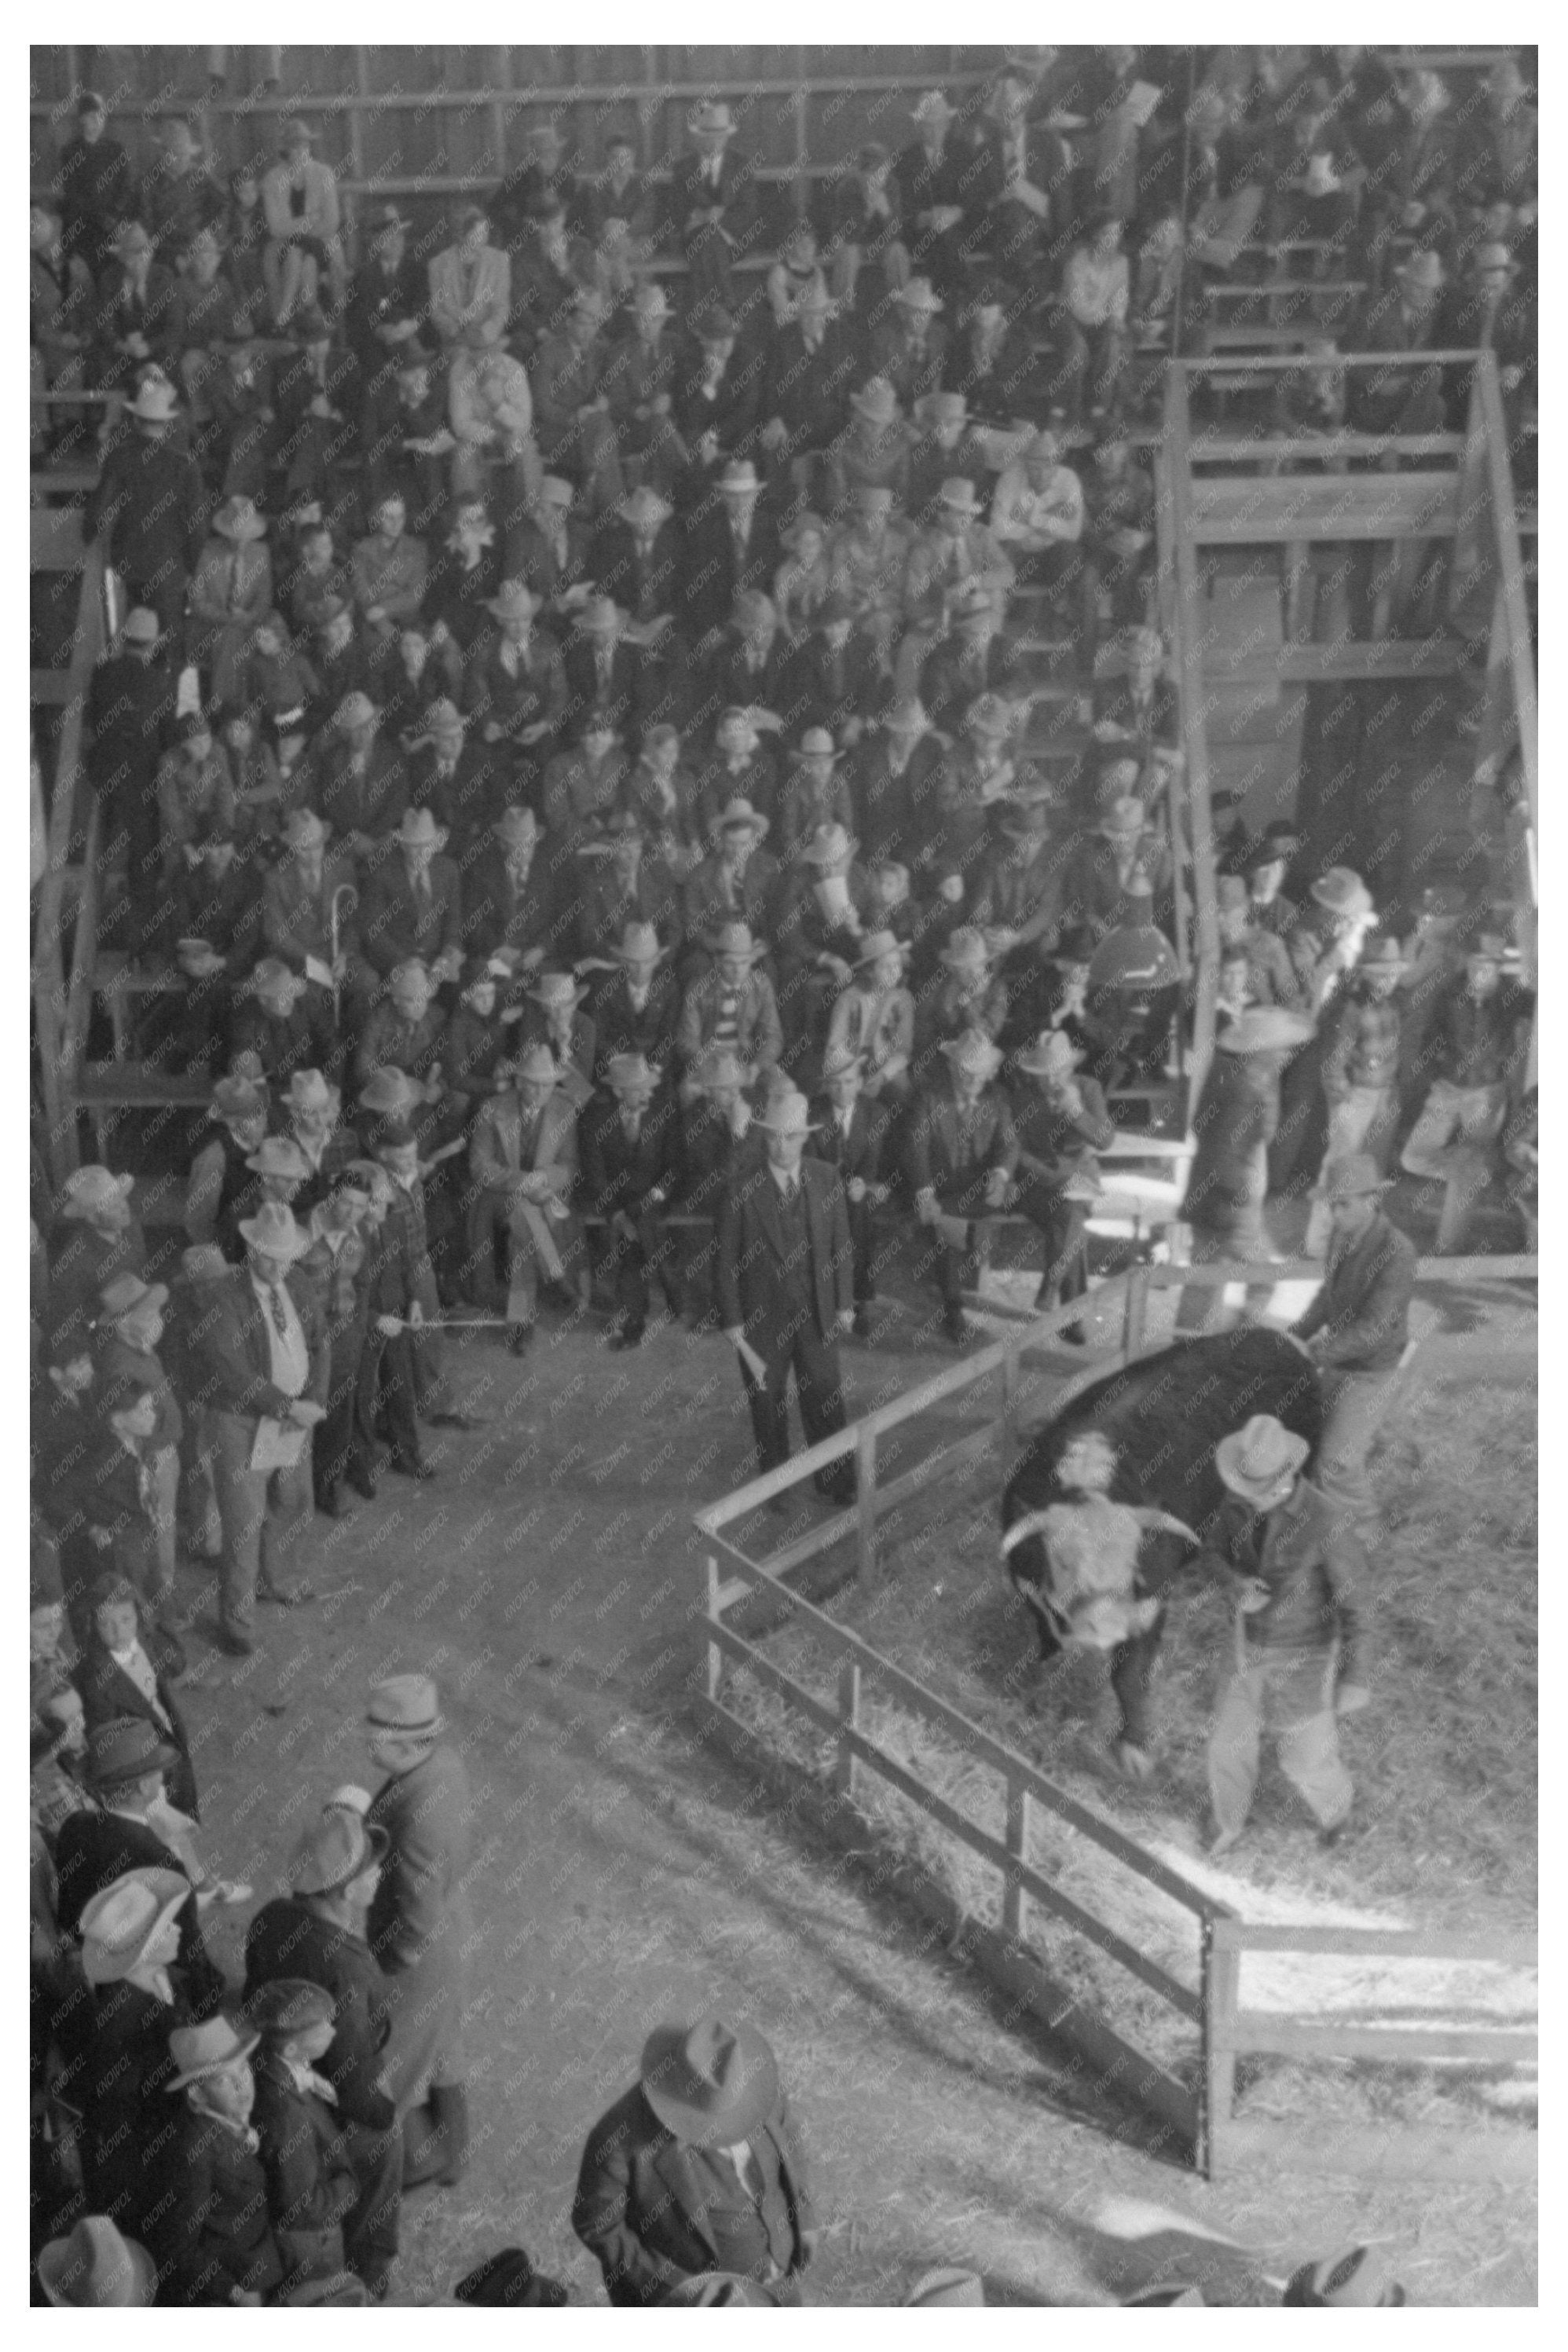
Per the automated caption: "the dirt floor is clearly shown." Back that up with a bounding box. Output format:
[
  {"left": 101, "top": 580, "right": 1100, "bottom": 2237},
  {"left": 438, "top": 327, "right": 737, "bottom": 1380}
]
[{"left": 170, "top": 1246, "right": 1537, "bottom": 2308}]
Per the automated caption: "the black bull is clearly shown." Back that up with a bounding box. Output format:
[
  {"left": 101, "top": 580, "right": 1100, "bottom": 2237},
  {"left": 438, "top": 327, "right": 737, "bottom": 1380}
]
[{"left": 999, "top": 1328, "right": 1324, "bottom": 1767}]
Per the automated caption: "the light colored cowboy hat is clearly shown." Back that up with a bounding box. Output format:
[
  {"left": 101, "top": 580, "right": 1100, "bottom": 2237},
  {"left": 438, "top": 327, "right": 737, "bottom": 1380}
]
[
  {"left": 1215, "top": 1412, "right": 1310, "bottom": 1507},
  {"left": 940, "top": 1027, "right": 1004, "bottom": 1078},
  {"left": 284, "top": 1068, "right": 341, "bottom": 1119},
  {"left": 965, "top": 691, "right": 1015, "bottom": 739},
  {"left": 59, "top": 1166, "right": 135, "bottom": 1221},
  {"left": 716, "top": 795, "right": 770, "bottom": 837},
  {"left": 1100, "top": 794, "right": 1147, "bottom": 838},
  {"left": 618, "top": 483, "right": 672, "bottom": 528},
  {"left": 896, "top": 277, "right": 944, "bottom": 313},
  {"left": 246, "top": 1132, "right": 312, "bottom": 1181},
  {"left": 334, "top": 691, "right": 379, "bottom": 731},
  {"left": 631, "top": 280, "right": 673, "bottom": 320},
  {"left": 407, "top": 697, "right": 466, "bottom": 750},
  {"left": 394, "top": 805, "right": 447, "bottom": 848},
  {"left": 718, "top": 458, "right": 760, "bottom": 493},
  {"left": 97, "top": 1272, "right": 169, "bottom": 1321},
  {"left": 237, "top": 1199, "right": 311, "bottom": 1259},
  {"left": 573, "top": 594, "right": 628, "bottom": 636},
  {"left": 711, "top": 921, "right": 768, "bottom": 962},
  {"left": 493, "top": 803, "right": 540, "bottom": 847},
  {"left": 121, "top": 606, "right": 163, "bottom": 645},
  {"left": 165, "top": 2014, "right": 261, "bottom": 2095},
  {"left": 850, "top": 377, "right": 901, "bottom": 425},
  {"left": 527, "top": 969, "right": 589, "bottom": 1009},
  {"left": 537, "top": 474, "right": 575, "bottom": 508},
  {"left": 799, "top": 821, "right": 858, "bottom": 869},
  {"left": 938, "top": 476, "right": 984, "bottom": 517},
  {"left": 614, "top": 921, "right": 667, "bottom": 964},
  {"left": 359, "top": 1066, "right": 421, "bottom": 1117},
  {"left": 853, "top": 928, "right": 909, "bottom": 967},
  {"left": 940, "top": 925, "right": 991, "bottom": 973},
  {"left": 1015, "top": 1028, "right": 1082, "bottom": 1079},
  {"left": 911, "top": 90, "right": 962, "bottom": 124},
  {"left": 1394, "top": 247, "right": 1445, "bottom": 289},
  {"left": 127, "top": 378, "right": 178, "bottom": 423},
  {"left": 366, "top": 1670, "right": 445, "bottom": 1735},
  {"left": 1310, "top": 865, "right": 1376, "bottom": 921},
  {"left": 486, "top": 580, "right": 540, "bottom": 623},
  {"left": 1215, "top": 1006, "right": 1314, "bottom": 1056},
  {"left": 750, "top": 1086, "right": 818, "bottom": 1137},
  {"left": 211, "top": 494, "right": 266, "bottom": 544},
  {"left": 37, "top": 2217, "right": 156, "bottom": 2308},
  {"left": 287, "top": 1806, "right": 388, "bottom": 1896},
  {"left": 604, "top": 1051, "right": 662, "bottom": 1094},
  {"left": 1315, "top": 1152, "right": 1394, "bottom": 1203},
  {"left": 642, "top": 2013, "right": 779, "bottom": 2145},
  {"left": 79, "top": 1867, "right": 190, "bottom": 1987},
  {"left": 687, "top": 101, "right": 738, "bottom": 137},
  {"left": 789, "top": 726, "right": 844, "bottom": 766}
]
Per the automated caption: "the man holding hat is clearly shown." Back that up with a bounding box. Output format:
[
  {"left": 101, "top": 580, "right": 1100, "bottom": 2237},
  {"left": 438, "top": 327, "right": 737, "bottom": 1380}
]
[
  {"left": 582, "top": 1053, "right": 683, "bottom": 1347},
  {"left": 1200, "top": 1413, "right": 1372, "bottom": 1856},
  {"left": 907, "top": 1027, "right": 1019, "bottom": 1345},
  {"left": 83, "top": 362, "right": 206, "bottom": 633},
  {"left": 574, "top": 2012, "right": 818, "bottom": 2304},
  {"left": 1291, "top": 1153, "right": 1417, "bottom": 1532},
  {"left": 365, "top": 1673, "right": 473, "bottom": 2189},
  {"left": 1009, "top": 1029, "right": 1115, "bottom": 1319},
  {"left": 669, "top": 101, "right": 760, "bottom": 304},
  {"left": 185, "top": 1200, "right": 329, "bottom": 1652},
  {"left": 467, "top": 1042, "right": 586, "bottom": 1350},
  {"left": 716, "top": 1086, "right": 856, "bottom": 1503}
]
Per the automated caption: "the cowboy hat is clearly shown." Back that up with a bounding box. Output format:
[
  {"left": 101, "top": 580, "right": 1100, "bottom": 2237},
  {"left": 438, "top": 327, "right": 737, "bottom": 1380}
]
[
  {"left": 687, "top": 100, "right": 737, "bottom": 137},
  {"left": 779, "top": 508, "right": 828, "bottom": 551},
  {"left": 165, "top": 2014, "right": 260, "bottom": 2095},
  {"left": 693, "top": 1044, "right": 748, "bottom": 1091},
  {"left": 527, "top": 969, "right": 588, "bottom": 1009},
  {"left": 358, "top": 1066, "right": 420, "bottom": 1117},
  {"left": 850, "top": 377, "right": 900, "bottom": 425},
  {"left": 97, "top": 1272, "right": 169, "bottom": 1321},
  {"left": 1015, "top": 1028, "right": 1081, "bottom": 1078},
  {"left": 716, "top": 795, "right": 770, "bottom": 837},
  {"left": 366, "top": 1671, "right": 445, "bottom": 1734},
  {"left": 284, "top": 1068, "right": 341, "bottom": 1119},
  {"left": 940, "top": 925, "right": 991, "bottom": 973},
  {"left": 1215, "top": 1006, "right": 1314, "bottom": 1056},
  {"left": 334, "top": 690, "right": 379, "bottom": 731},
  {"left": 1310, "top": 865, "right": 1376, "bottom": 921},
  {"left": 1100, "top": 794, "right": 1147, "bottom": 838},
  {"left": 245, "top": 1134, "right": 312, "bottom": 1181},
  {"left": 37, "top": 2218, "right": 156, "bottom": 2308},
  {"left": 911, "top": 89, "right": 962, "bottom": 123},
  {"left": 1283, "top": 2247, "right": 1407, "bottom": 2307},
  {"left": 86, "top": 1717, "right": 180, "bottom": 1793},
  {"left": 940, "top": 1028, "right": 1003, "bottom": 1078},
  {"left": 1358, "top": 936, "right": 1407, "bottom": 974},
  {"left": 711, "top": 921, "right": 768, "bottom": 962},
  {"left": 243, "top": 1977, "right": 337, "bottom": 2038},
  {"left": 938, "top": 476, "right": 984, "bottom": 516},
  {"left": 211, "top": 494, "right": 266, "bottom": 544},
  {"left": 614, "top": 921, "right": 667, "bottom": 964},
  {"left": 718, "top": 457, "right": 760, "bottom": 493},
  {"left": 59, "top": 1166, "right": 135, "bottom": 1221},
  {"left": 407, "top": 697, "right": 466, "bottom": 751},
  {"left": 486, "top": 580, "right": 540, "bottom": 624},
  {"left": 79, "top": 1867, "right": 189, "bottom": 1987},
  {"left": 1315, "top": 1152, "right": 1394, "bottom": 1203},
  {"left": 121, "top": 606, "right": 163, "bottom": 645},
  {"left": 237, "top": 1200, "right": 311, "bottom": 1260},
  {"left": 493, "top": 802, "right": 540, "bottom": 847},
  {"left": 853, "top": 928, "right": 908, "bottom": 968},
  {"left": 286, "top": 1806, "right": 388, "bottom": 1897},
  {"left": 249, "top": 956, "right": 308, "bottom": 1008},
  {"left": 790, "top": 725, "right": 843, "bottom": 765},
  {"left": 211, "top": 1073, "right": 267, "bottom": 1126},
  {"left": 604, "top": 1051, "right": 662, "bottom": 1094},
  {"left": 1215, "top": 1413, "right": 1310, "bottom": 1506},
  {"left": 642, "top": 2013, "right": 780, "bottom": 2145},
  {"left": 915, "top": 389, "right": 969, "bottom": 430},
  {"left": 573, "top": 594, "right": 628, "bottom": 636},
  {"left": 631, "top": 280, "right": 673, "bottom": 320},
  {"left": 127, "top": 378, "right": 178, "bottom": 423},
  {"left": 1394, "top": 247, "right": 1445, "bottom": 289},
  {"left": 454, "top": 2250, "right": 570, "bottom": 2308},
  {"left": 511, "top": 1042, "right": 564, "bottom": 1089},
  {"left": 799, "top": 821, "right": 858, "bottom": 869},
  {"left": 617, "top": 482, "right": 672, "bottom": 528},
  {"left": 394, "top": 805, "right": 447, "bottom": 848},
  {"left": 965, "top": 691, "right": 1014, "bottom": 738}
]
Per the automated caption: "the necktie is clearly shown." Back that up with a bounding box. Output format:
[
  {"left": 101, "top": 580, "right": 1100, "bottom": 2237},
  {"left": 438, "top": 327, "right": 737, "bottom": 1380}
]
[
  {"left": 623, "top": 1113, "right": 640, "bottom": 1143},
  {"left": 266, "top": 1284, "right": 289, "bottom": 1341},
  {"left": 783, "top": 1176, "right": 800, "bottom": 1204},
  {"left": 417, "top": 869, "right": 431, "bottom": 905}
]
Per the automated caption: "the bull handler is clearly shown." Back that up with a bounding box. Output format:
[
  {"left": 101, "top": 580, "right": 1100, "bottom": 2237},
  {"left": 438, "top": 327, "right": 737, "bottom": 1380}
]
[
  {"left": 1287, "top": 1152, "right": 1416, "bottom": 1537},
  {"left": 1202, "top": 1414, "right": 1372, "bottom": 1858}
]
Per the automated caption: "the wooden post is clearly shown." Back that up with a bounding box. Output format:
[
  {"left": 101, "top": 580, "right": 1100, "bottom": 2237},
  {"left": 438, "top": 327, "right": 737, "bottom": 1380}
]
[
  {"left": 1200, "top": 1915, "right": 1240, "bottom": 2181},
  {"left": 834, "top": 1658, "right": 859, "bottom": 1801},
  {"left": 703, "top": 1555, "right": 724, "bottom": 1702},
  {"left": 1163, "top": 370, "right": 1220, "bottom": 1125},
  {"left": 1001, "top": 1340, "right": 1019, "bottom": 1445},
  {"left": 855, "top": 1423, "right": 877, "bottom": 1584},
  {"left": 1002, "top": 1778, "right": 1031, "bottom": 1940},
  {"left": 1121, "top": 1262, "right": 1151, "bottom": 1364},
  {"left": 492, "top": 46, "right": 511, "bottom": 182},
  {"left": 791, "top": 48, "right": 809, "bottom": 222},
  {"left": 348, "top": 48, "right": 370, "bottom": 255}
]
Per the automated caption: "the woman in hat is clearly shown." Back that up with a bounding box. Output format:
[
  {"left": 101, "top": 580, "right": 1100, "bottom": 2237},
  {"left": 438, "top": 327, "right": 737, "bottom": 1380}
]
[
  {"left": 73, "top": 1867, "right": 205, "bottom": 2235},
  {"left": 189, "top": 496, "right": 275, "bottom": 709},
  {"left": 1009, "top": 1028, "right": 1116, "bottom": 1318},
  {"left": 77, "top": 1569, "right": 196, "bottom": 1809},
  {"left": 365, "top": 1675, "right": 474, "bottom": 2188},
  {"left": 1202, "top": 1412, "right": 1371, "bottom": 1859},
  {"left": 574, "top": 2013, "right": 816, "bottom": 2305},
  {"left": 1178, "top": 1006, "right": 1315, "bottom": 1331},
  {"left": 147, "top": 2013, "right": 288, "bottom": 2303}
]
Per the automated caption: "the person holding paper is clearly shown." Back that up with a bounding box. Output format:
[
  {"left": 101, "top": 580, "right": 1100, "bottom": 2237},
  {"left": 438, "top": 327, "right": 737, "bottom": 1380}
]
[{"left": 189, "top": 1201, "right": 329, "bottom": 1655}]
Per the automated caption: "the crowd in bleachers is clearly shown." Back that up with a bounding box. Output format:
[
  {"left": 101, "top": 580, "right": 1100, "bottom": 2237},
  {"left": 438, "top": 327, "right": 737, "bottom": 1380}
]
[{"left": 29, "top": 46, "right": 1537, "bottom": 2306}]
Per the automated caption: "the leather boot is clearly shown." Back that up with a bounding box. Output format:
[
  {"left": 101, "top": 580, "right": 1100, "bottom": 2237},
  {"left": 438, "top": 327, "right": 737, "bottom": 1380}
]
[
  {"left": 399, "top": 2101, "right": 448, "bottom": 2188},
  {"left": 428, "top": 2082, "right": 470, "bottom": 2187}
]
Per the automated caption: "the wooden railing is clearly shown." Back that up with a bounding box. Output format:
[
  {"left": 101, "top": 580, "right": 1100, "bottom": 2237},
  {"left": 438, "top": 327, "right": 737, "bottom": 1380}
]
[
  {"left": 694, "top": 1253, "right": 1537, "bottom": 2177},
  {"left": 31, "top": 532, "right": 108, "bottom": 1189}
]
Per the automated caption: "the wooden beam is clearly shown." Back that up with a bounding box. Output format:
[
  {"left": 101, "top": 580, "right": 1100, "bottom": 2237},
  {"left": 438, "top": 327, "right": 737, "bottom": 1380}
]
[
  {"left": 1185, "top": 471, "right": 1460, "bottom": 544},
  {"left": 1213, "top": 639, "right": 1472, "bottom": 684},
  {"left": 1231, "top": 2017, "right": 1537, "bottom": 2064},
  {"left": 1188, "top": 431, "right": 1464, "bottom": 463},
  {"left": 1163, "top": 371, "right": 1220, "bottom": 1116},
  {"left": 1214, "top": 2120, "right": 1537, "bottom": 2185}
]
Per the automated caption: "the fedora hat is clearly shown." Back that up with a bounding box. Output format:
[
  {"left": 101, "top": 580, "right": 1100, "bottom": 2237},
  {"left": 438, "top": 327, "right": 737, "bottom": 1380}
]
[
  {"left": 1015, "top": 1028, "right": 1081, "bottom": 1079},
  {"left": 712, "top": 921, "right": 767, "bottom": 962},
  {"left": 965, "top": 691, "right": 1014, "bottom": 738},
  {"left": 284, "top": 1067, "right": 341, "bottom": 1119},
  {"left": 850, "top": 377, "right": 900, "bottom": 424},
  {"left": 642, "top": 2013, "right": 779, "bottom": 2145},
  {"left": 486, "top": 579, "right": 540, "bottom": 623},
  {"left": 249, "top": 956, "right": 306, "bottom": 1006},
  {"left": 897, "top": 276, "right": 944, "bottom": 313},
  {"left": 211, "top": 1073, "right": 267, "bottom": 1126},
  {"left": 1358, "top": 936, "right": 1406, "bottom": 974},
  {"left": 87, "top": 1716, "right": 180, "bottom": 1793},
  {"left": 731, "top": 587, "right": 777, "bottom": 632},
  {"left": 245, "top": 1134, "right": 312, "bottom": 1181},
  {"left": 1394, "top": 247, "right": 1445, "bottom": 289},
  {"left": 779, "top": 508, "right": 828, "bottom": 551},
  {"left": 799, "top": 821, "right": 857, "bottom": 869},
  {"left": 1215, "top": 1413, "right": 1310, "bottom": 1506},
  {"left": 359, "top": 1066, "right": 420, "bottom": 1118},
  {"left": 718, "top": 457, "right": 760, "bottom": 493},
  {"left": 367, "top": 1671, "right": 445, "bottom": 1734},
  {"left": 454, "top": 2250, "right": 570, "bottom": 2309},
  {"left": 605, "top": 1051, "right": 662, "bottom": 1095},
  {"left": 511, "top": 1042, "right": 564, "bottom": 1089},
  {"left": 716, "top": 795, "right": 770, "bottom": 837},
  {"left": 915, "top": 389, "right": 969, "bottom": 429},
  {"left": 212, "top": 494, "right": 266, "bottom": 544},
  {"left": 853, "top": 927, "right": 908, "bottom": 968},
  {"left": 121, "top": 606, "right": 163, "bottom": 646},
  {"left": 37, "top": 2217, "right": 156, "bottom": 2308},
  {"left": 79, "top": 1867, "right": 190, "bottom": 1986},
  {"left": 287, "top": 1805, "right": 388, "bottom": 1896},
  {"left": 97, "top": 1271, "right": 169, "bottom": 1321},
  {"left": 165, "top": 2014, "right": 260, "bottom": 2095},
  {"left": 527, "top": 969, "right": 588, "bottom": 1009},
  {"left": 243, "top": 1976, "right": 337, "bottom": 2037},
  {"left": 614, "top": 921, "right": 666, "bottom": 964},
  {"left": 938, "top": 476, "right": 984, "bottom": 516},
  {"left": 940, "top": 925, "right": 991, "bottom": 973},
  {"left": 493, "top": 802, "right": 540, "bottom": 848},
  {"left": 687, "top": 100, "right": 737, "bottom": 137},
  {"left": 631, "top": 280, "right": 673, "bottom": 320},
  {"left": 1284, "top": 2247, "right": 1407, "bottom": 2308},
  {"left": 1310, "top": 865, "right": 1375, "bottom": 921},
  {"left": 127, "top": 377, "right": 178, "bottom": 423},
  {"left": 1100, "top": 793, "right": 1147, "bottom": 838},
  {"left": 1316, "top": 1152, "right": 1394, "bottom": 1203},
  {"left": 1215, "top": 1006, "right": 1313, "bottom": 1056},
  {"left": 573, "top": 593, "right": 628, "bottom": 636},
  {"left": 59, "top": 1166, "right": 135, "bottom": 1222},
  {"left": 693, "top": 1043, "right": 748, "bottom": 1091},
  {"left": 940, "top": 1027, "right": 1003, "bottom": 1079},
  {"left": 394, "top": 805, "right": 446, "bottom": 848},
  {"left": 617, "top": 483, "right": 673, "bottom": 531},
  {"left": 790, "top": 725, "right": 843, "bottom": 766},
  {"left": 912, "top": 89, "right": 962, "bottom": 123},
  {"left": 334, "top": 690, "right": 379, "bottom": 731},
  {"left": 237, "top": 1199, "right": 310, "bottom": 1260}
]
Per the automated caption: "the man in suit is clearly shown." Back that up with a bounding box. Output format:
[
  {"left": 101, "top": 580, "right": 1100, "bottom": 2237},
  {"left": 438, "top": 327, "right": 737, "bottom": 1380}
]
[
  {"left": 185, "top": 1201, "right": 328, "bottom": 1654},
  {"left": 261, "top": 806, "right": 375, "bottom": 1038},
  {"left": 1289, "top": 1153, "right": 1418, "bottom": 1537},
  {"left": 676, "top": 922, "right": 785, "bottom": 1086},
  {"left": 581, "top": 1053, "right": 682, "bottom": 1348},
  {"left": 562, "top": 595, "right": 643, "bottom": 741},
  {"left": 716, "top": 1086, "right": 856, "bottom": 1503},
  {"left": 530, "top": 289, "right": 624, "bottom": 515},
  {"left": 463, "top": 804, "right": 563, "bottom": 977},
  {"left": 52, "top": 1716, "right": 225, "bottom": 2009},
  {"left": 357, "top": 805, "right": 464, "bottom": 987},
  {"left": 808, "top": 1046, "right": 889, "bottom": 1337},
  {"left": 666, "top": 101, "right": 762, "bottom": 306},
  {"left": 1006, "top": 1028, "right": 1114, "bottom": 1321},
  {"left": 588, "top": 921, "right": 682, "bottom": 1075},
  {"left": 906, "top": 1026, "right": 1020, "bottom": 1345},
  {"left": 91, "top": 219, "right": 182, "bottom": 388},
  {"left": 574, "top": 2012, "right": 819, "bottom": 2306},
  {"left": 574, "top": 811, "right": 683, "bottom": 962},
  {"left": 679, "top": 460, "right": 780, "bottom": 650},
  {"left": 312, "top": 692, "right": 412, "bottom": 864},
  {"left": 672, "top": 305, "right": 763, "bottom": 491},
  {"left": 467, "top": 1042, "right": 585, "bottom": 1350},
  {"left": 427, "top": 204, "right": 511, "bottom": 354},
  {"left": 82, "top": 374, "right": 207, "bottom": 634},
  {"left": 588, "top": 483, "right": 683, "bottom": 631},
  {"left": 759, "top": 285, "right": 862, "bottom": 488}
]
